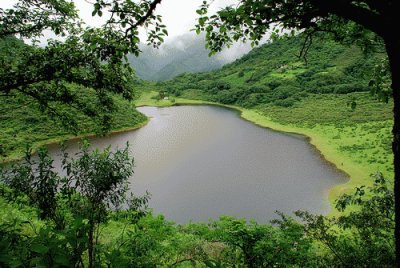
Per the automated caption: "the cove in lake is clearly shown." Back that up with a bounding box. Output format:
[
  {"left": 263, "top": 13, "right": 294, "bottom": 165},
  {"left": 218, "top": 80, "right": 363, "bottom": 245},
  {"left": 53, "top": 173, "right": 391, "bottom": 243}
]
[{"left": 47, "top": 105, "right": 348, "bottom": 223}]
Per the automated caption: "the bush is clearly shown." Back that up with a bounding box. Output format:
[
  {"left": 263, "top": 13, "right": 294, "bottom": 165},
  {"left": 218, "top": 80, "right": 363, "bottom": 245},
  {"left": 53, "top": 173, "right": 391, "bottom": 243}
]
[
  {"left": 296, "top": 173, "right": 395, "bottom": 267},
  {"left": 274, "top": 97, "right": 296, "bottom": 107}
]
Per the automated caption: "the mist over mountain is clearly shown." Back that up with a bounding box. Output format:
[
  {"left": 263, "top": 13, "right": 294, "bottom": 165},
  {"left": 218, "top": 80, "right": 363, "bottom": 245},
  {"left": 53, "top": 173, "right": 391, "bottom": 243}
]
[{"left": 128, "top": 33, "right": 252, "bottom": 81}]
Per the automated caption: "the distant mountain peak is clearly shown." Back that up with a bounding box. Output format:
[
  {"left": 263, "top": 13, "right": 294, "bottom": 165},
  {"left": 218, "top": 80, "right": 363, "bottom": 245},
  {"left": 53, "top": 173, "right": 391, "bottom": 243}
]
[{"left": 129, "top": 33, "right": 252, "bottom": 81}]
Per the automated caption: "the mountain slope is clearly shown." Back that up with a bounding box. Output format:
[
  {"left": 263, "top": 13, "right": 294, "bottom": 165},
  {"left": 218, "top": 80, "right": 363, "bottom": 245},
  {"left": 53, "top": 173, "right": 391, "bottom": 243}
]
[{"left": 160, "top": 33, "right": 384, "bottom": 108}]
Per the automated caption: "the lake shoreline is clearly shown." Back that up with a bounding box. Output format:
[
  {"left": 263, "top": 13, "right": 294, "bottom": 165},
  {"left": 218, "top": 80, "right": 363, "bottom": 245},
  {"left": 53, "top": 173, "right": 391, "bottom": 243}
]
[
  {"left": 134, "top": 91, "right": 360, "bottom": 216},
  {"left": 0, "top": 118, "right": 150, "bottom": 164},
  {"left": 2, "top": 91, "right": 361, "bottom": 217},
  {"left": 54, "top": 104, "right": 341, "bottom": 222}
]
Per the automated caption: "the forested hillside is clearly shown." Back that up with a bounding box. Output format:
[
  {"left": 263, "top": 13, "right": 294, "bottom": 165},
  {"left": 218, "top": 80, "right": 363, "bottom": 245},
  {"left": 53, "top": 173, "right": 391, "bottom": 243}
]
[{"left": 161, "top": 33, "right": 383, "bottom": 107}]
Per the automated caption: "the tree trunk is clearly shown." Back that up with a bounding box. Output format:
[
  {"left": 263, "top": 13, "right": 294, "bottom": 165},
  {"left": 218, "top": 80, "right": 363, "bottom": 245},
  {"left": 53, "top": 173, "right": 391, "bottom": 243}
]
[
  {"left": 384, "top": 36, "right": 400, "bottom": 267},
  {"left": 88, "top": 219, "right": 94, "bottom": 268}
]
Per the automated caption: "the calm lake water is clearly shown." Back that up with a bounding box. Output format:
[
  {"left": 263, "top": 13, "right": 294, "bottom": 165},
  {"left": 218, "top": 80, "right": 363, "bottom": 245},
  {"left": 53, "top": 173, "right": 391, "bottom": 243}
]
[{"left": 47, "top": 105, "right": 347, "bottom": 223}]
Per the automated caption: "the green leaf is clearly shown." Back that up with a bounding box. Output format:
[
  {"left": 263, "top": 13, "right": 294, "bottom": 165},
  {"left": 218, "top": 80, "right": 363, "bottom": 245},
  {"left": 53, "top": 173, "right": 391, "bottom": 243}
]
[
  {"left": 31, "top": 243, "right": 49, "bottom": 254},
  {"left": 54, "top": 254, "right": 69, "bottom": 265}
]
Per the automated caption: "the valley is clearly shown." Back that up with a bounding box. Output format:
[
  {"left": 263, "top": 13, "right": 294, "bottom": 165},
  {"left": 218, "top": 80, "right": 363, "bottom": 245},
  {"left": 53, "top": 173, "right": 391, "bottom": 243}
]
[{"left": 0, "top": 2, "right": 396, "bottom": 264}]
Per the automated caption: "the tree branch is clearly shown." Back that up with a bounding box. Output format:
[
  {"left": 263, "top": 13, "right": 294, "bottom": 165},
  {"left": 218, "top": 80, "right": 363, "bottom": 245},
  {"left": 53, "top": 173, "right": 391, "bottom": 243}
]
[
  {"left": 119, "top": 0, "right": 162, "bottom": 41},
  {"left": 297, "top": 30, "right": 316, "bottom": 65},
  {"left": 310, "top": 0, "right": 388, "bottom": 37},
  {"left": 133, "top": 0, "right": 162, "bottom": 29}
]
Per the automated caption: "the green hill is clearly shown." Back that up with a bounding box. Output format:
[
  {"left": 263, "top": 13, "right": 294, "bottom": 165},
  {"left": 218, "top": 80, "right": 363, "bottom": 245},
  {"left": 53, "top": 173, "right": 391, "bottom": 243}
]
[{"left": 160, "top": 33, "right": 383, "bottom": 108}]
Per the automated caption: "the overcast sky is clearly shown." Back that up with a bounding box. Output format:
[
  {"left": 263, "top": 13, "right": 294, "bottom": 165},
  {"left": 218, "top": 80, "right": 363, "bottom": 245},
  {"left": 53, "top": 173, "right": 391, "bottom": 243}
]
[
  {"left": 1, "top": 0, "right": 253, "bottom": 61},
  {"left": 0, "top": 0, "right": 238, "bottom": 40}
]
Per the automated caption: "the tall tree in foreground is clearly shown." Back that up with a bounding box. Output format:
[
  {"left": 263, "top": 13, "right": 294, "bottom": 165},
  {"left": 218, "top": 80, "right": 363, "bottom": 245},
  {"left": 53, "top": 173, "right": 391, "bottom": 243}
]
[
  {"left": 0, "top": 0, "right": 165, "bottom": 132},
  {"left": 195, "top": 0, "right": 400, "bottom": 264}
]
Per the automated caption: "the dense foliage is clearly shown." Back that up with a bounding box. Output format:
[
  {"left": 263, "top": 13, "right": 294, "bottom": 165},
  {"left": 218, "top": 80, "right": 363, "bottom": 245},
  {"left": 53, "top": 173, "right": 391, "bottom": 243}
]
[{"left": 0, "top": 143, "right": 145, "bottom": 267}]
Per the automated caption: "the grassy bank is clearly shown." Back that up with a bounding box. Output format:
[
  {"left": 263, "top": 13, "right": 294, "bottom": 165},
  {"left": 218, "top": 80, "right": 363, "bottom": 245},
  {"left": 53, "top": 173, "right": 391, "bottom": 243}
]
[
  {"left": 135, "top": 91, "right": 393, "bottom": 214},
  {"left": 239, "top": 109, "right": 392, "bottom": 207}
]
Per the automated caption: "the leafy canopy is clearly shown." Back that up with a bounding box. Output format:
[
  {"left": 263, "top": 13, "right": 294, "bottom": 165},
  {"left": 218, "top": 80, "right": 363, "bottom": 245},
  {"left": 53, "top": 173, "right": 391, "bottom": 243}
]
[
  {"left": 195, "top": 0, "right": 393, "bottom": 52},
  {"left": 0, "top": 0, "right": 166, "bottom": 132}
]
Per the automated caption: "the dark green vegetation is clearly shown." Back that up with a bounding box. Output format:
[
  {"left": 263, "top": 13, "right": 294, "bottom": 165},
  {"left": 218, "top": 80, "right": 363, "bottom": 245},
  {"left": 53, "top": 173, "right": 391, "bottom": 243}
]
[
  {"left": 0, "top": 145, "right": 395, "bottom": 267},
  {"left": 1, "top": 143, "right": 138, "bottom": 267},
  {"left": 0, "top": 0, "right": 167, "bottom": 138}
]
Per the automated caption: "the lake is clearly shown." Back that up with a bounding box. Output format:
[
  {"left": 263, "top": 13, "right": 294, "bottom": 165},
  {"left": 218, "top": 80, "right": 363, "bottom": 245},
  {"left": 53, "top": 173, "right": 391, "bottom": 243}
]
[{"left": 47, "top": 105, "right": 348, "bottom": 223}]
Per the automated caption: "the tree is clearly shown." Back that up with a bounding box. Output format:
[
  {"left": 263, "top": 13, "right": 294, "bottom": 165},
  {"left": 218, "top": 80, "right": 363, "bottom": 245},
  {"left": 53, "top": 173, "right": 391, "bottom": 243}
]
[
  {"left": 195, "top": 0, "right": 400, "bottom": 263},
  {"left": 0, "top": 141, "right": 136, "bottom": 267},
  {"left": 0, "top": 0, "right": 166, "bottom": 132},
  {"left": 62, "top": 141, "right": 135, "bottom": 267}
]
